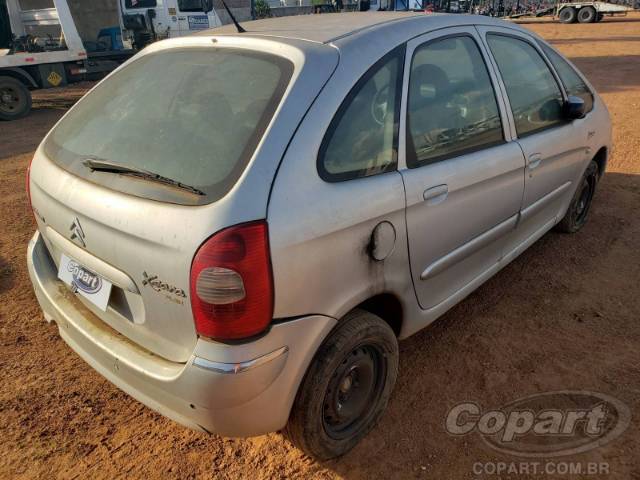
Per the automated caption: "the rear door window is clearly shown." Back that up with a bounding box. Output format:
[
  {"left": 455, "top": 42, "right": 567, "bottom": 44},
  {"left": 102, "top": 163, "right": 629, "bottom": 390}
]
[
  {"left": 45, "top": 48, "right": 293, "bottom": 205},
  {"left": 540, "top": 43, "right": 594, "bottom": 114},
  {"left": 487, "top": 34, "right": 564, "bottom": 137}
]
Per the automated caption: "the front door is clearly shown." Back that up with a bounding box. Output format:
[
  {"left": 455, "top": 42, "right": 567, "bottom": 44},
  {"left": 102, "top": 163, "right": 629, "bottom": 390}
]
[
  {"left": 399, "top": 27, "right": 525, "bottom": 311},
  {"left": 478, "top": 26, "right": 590, "bottom": 249}
]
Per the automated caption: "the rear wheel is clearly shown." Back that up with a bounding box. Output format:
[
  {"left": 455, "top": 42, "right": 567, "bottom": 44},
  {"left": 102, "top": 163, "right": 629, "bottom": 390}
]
[
  {"left": 596, "top": 13, "right": 604, "bottom": 22},
  {"left": 578, "top": 6, "right": 597, "bottom": 23},
  {"left": 0, "top": 76, "right": 32, "bottom": 121},
  {"left": 286, "top": 309, "right": 399, "bottom": 459},
  {"left": 559, "top": 6, "right": 577, "bottom": 23},
  {"left": 556, "top": 160, "right": 599, "bottom": 233}
]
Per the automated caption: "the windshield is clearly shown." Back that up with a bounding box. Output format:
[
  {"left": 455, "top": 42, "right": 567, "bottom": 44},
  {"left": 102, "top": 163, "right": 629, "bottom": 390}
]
[{"left": 45, "top": 48, "right": 293, "bottom": 204}]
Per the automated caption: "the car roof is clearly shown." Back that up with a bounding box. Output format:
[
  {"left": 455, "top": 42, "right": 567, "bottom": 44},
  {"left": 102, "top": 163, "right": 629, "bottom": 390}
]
[{"left": 197, "top": 12, "right": 530, "bottom": 46}]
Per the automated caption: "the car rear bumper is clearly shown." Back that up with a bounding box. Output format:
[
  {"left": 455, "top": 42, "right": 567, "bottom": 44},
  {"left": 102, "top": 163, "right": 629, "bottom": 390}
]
[{"left": 27, "top": 230, "right": 336, "bottom": 436}]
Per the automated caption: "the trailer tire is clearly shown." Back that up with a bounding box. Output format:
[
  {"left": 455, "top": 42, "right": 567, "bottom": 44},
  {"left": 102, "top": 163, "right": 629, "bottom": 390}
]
[
  {"left": 578, "top": 6, "right": 597, "bottom": 23},
  {"left": 559, "top": 7, "right": 577, "bottom": 23},
  {"left": 0, "top": 76, "right": 32, "bottom": 121}
]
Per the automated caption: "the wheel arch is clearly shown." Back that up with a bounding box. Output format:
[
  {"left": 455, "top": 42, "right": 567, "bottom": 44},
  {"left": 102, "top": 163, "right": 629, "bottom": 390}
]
[
  {"left": 352, "top": 293, "right": 403, "bottom": 338},
  {"left": 593, "top": 146, "right": 608, "bottom": 180},
  {"left": 0, "top": 67, "right": 38, "bottom": 88}
]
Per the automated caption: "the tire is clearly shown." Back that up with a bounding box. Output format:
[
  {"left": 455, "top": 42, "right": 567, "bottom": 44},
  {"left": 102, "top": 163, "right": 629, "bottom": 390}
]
[
  {"left": 285, "top": 309, "right": 399, "bottom": 460},
  {"left": 559, "top": 7, "right": 577, "bottom": 23},
  {"left": 578, "top": 6, "right": 597, "bottom": 23},
  {"left": 555, "top": 160, "right": 599, "bottom": 233},
  {"left": 0, "top": 76, "right": 32, "bottom": 121},
  {"left": 596, "top": 13, "right": 604, "bottom": 22}
]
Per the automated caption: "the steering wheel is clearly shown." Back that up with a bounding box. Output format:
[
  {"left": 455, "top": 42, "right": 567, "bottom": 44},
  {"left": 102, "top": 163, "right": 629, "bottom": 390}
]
[{"left": 371, "top": 85, "right": 391, "bottom": 126}]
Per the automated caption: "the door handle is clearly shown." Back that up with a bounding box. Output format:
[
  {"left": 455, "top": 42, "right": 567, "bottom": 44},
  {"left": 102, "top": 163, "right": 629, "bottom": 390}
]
[
  {"left": 423, "top": 184, "right": 448, "bottom": 206},
  {"left": 528, "top": 153, "right": 542, "bottom": 170}
]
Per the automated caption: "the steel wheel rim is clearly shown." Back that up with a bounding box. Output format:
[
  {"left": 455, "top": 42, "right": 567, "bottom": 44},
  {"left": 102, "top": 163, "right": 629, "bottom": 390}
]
[
  {"left": 322, "top": 343, "right": 387, "bottom": 440},
  {"left": 0, "top": 86, "right": 22, "bottom": 114}
]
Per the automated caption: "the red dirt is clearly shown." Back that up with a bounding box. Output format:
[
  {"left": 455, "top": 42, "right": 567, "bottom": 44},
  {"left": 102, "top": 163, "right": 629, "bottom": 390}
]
[{"left": 1, "top": 16, "right": 639, "bottom": 480}]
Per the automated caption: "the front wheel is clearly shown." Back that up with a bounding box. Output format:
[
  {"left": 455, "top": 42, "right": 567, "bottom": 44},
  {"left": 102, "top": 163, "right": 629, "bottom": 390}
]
[
  {"left": 0, "top": 76, "right": 32, "bottom": 121},
  {"left": 286, "top": 309, "right": 399, "bottom": 459},
  {"left": 556, "top": 160, "right": 599, "bottom": 233}
]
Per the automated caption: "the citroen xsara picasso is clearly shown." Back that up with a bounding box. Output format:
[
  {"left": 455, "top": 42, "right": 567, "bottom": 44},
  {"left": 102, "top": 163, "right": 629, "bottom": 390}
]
[{"left": 27, "top": 13, "right": 611, "bottom": 459}]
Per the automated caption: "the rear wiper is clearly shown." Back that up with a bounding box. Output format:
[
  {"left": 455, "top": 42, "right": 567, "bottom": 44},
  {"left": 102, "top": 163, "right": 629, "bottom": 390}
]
[{"left": 82, "top": 157, "right": 206, "bottom": 196}]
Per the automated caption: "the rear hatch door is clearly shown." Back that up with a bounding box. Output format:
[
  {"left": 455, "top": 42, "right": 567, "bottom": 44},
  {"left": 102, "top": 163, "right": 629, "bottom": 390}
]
[{"left": 29, "top": 36, "right": 338, "bottom": 362}]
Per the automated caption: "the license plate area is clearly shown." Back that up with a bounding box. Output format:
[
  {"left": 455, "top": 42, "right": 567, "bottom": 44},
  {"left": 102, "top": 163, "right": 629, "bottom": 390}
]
[{"left": 57, "top": 253, "right": 112, "bottom": 311}]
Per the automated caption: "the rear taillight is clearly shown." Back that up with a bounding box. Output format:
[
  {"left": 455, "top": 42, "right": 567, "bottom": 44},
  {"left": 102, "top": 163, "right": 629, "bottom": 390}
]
[{"left": 190, "top": 221, "right": 273, "bottom": 341}]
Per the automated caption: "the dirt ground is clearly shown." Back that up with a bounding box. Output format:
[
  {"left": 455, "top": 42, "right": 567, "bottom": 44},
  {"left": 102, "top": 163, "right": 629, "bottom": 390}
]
[{"left": 1, "top": 15, "right": 640, "bottom": 480}]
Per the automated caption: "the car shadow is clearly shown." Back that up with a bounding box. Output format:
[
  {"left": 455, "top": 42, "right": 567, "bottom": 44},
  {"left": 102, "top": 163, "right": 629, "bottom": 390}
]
[
  {"left": 0, "top": 254, "right": 14, "bottom": 294},
  {"left": 307, "top": 171, "right": 640, "bottom": 479}
]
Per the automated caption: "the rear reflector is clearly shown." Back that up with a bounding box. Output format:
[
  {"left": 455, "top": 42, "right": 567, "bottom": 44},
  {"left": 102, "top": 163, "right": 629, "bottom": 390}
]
[{"left": 190, "top": 221, "right": 273, "bottom": 340}]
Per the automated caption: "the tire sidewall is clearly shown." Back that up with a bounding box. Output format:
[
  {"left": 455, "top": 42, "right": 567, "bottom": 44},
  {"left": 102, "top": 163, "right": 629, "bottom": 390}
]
[
  {"left": 578, "top": 6, "right": 596, "bottom": 23},
  {"left": 565, "top": 161, "right": 599, "bottom": 232},
  {"left": 0, "top": 77, "right": 32, "bottom": 121},
  {"left": 290, "top": 311, "right": 399, "bottom": 459},
  {"left": 559, "top": 7, "right": 576, "bottom": 23}
]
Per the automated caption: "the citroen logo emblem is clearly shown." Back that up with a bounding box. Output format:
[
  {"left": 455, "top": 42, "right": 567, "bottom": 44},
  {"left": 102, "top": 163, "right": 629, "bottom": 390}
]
[{"left": 70, "top": 217, "right": 86, "bottom": 247}]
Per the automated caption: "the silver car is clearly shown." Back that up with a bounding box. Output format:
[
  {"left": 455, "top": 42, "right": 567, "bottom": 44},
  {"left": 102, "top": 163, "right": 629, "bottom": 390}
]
[{"left": 27, "top": 12, "right": 611, "bottom": 459}]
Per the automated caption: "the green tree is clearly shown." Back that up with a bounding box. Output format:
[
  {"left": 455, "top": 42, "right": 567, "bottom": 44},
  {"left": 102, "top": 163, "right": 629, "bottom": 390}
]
[{"left": 254, "top": 0, "right": 272, "bottom": 18}]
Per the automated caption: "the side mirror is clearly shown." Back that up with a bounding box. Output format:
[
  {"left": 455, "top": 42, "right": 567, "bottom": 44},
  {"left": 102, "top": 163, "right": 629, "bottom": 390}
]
[
  {"left": 564, "top": 95, "right": 586, "bottom": 120},
  {"left": 201, "top": 0, "right": 214, "bottom": 12}
]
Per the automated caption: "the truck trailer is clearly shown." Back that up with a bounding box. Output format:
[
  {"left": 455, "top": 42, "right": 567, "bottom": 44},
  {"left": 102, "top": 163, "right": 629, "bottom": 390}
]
[{"left": 557, "top": 1, "right": 633, "bottom": 23}]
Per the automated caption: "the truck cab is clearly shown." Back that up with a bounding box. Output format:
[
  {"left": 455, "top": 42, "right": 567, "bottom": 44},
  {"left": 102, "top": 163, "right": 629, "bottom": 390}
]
[{"left": 121, "top": 0, "right": 222, "bottom": 44}]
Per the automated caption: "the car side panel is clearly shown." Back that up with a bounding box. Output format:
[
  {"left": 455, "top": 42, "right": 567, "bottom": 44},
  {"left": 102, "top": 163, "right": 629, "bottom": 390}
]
[{"left": 268, "top": 43, "right": 413, "bottom": 322}]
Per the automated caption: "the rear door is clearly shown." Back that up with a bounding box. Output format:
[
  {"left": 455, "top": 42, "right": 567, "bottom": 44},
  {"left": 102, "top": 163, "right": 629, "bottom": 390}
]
[
  {"left": 399, "top": 27, "right": 525, "bottom": 311},
  {"left": 478, "top": 26, "right": 590, "bottom": 248}
]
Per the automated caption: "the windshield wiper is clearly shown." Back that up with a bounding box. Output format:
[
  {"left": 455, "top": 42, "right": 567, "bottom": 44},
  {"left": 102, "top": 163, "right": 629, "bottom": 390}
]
[{"left": 82, "top": 157, "right": 206, "bottom": 196}]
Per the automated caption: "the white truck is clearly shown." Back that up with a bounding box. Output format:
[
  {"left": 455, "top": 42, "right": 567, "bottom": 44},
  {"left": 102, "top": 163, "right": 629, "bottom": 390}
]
[
  {"left": 557, "top": 1, "right": 634, "bottom": 23},
  {"left": 0, "top": 0, "right": 225, "bottom": 120},
  {"left": 120, "top": 0, "right": 223, "bottom": 45}
]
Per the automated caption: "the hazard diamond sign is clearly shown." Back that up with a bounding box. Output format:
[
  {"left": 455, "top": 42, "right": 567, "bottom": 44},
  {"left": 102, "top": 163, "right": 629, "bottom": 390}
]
[{"left": 47, "top": 71, "right": 63, "bottom": 87}]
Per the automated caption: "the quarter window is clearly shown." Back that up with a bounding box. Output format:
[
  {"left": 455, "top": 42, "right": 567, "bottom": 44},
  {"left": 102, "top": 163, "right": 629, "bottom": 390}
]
[
  {"left": 487, "top": 34, "right": 564, "bottom": 137},
  {"left": 540, "top": 43, "right": 594, "bottom": 114},
  {"left": 318, "top": 47, "right": 404, "bottom": 182},
  {"left": 407, "top": 36, "right": 503, "bottom": 168}
]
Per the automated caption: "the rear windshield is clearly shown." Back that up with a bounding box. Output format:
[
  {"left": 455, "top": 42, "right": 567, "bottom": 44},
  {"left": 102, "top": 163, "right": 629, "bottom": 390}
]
[{"left": 45, "top": 48, "right": 293, "bottom": 205}]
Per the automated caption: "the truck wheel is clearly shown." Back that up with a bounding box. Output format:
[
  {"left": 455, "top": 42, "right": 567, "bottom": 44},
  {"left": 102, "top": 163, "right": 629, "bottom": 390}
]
[
  {"left": 559, "top": 7, "right": 577, "bottom": 23},
  {"left": 596, "top": 13, "right": 604, "bottom": 22},
  {"left": 578, "top": 6, "right": 597, "bottom": 23},
  {"left": 0, "top": 76, "right": 32, "bottom": 121},
  {"left": 555, "top": 161, "right": 598, "bottom": 233},
  {"left": 286, "top": 309, "right": 399, "bottom": 459}
]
